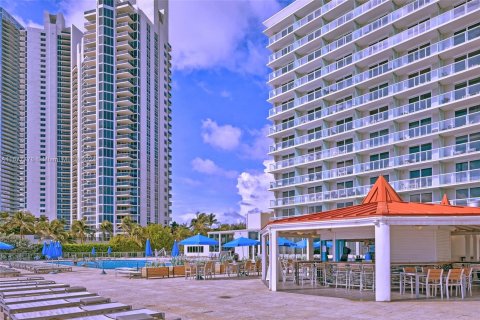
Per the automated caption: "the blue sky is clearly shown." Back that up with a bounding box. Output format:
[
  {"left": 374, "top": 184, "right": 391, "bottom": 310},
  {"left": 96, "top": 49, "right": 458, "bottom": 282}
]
[{"left": 0, "top": 0, "right": 292, "bottom": 224}]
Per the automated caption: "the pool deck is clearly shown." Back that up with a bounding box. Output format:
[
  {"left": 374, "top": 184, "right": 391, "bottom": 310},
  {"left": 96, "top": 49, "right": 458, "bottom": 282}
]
[{"left": 6, "top": 266, "right": 480, "bottom": 320}]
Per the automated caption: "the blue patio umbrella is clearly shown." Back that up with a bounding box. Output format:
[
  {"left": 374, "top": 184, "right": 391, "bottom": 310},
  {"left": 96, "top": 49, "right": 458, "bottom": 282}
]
[
  {"left": 41, "top": 242, "right": 48, "bottom": 255},
  {"left": 46, "top": 242, "right": 55, "bottom": 259},
  {"left": 0, "top": 241, "right": 14, "bottom": 250},
  {"left": 91, "top": 247, "right": 96, "bottom": 256},
  {"left": 178, "top": 234, "right": 217, "bottom": 246},
  {"left": 107, "top": 247, "right": 112, "bottom": 255},
  {"left": 145, "top": 239, "right": 153, "bottom": 257},
  {"left": 267, "top": 237, "right": 297, "bottom": 247},
  {"left": 171, "top": 240, "right": 179, "bottom": 257},
  {"left": 223, "top": 237, "right": 260, "bottom": 248},
  {"left": 295, "top": 240, "right": 321, "bottom": 249}
]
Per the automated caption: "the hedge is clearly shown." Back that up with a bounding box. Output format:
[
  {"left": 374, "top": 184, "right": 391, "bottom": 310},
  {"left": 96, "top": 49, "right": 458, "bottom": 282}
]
[{"left": 62, "top": 243, "right": 116, "bottom": 253}]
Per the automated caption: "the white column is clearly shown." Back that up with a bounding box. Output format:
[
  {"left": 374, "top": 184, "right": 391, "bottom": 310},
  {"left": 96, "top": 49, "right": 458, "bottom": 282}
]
[
  {"left": 332, "top": 233, "right": 337, "bottom": 262},
  {"left": 474, "top": 235, "right": 479, "bottom": 261},
  {"left": 375, "top": 222, "right": 391, "bottom": 302},
  {"left": 465, "top": 235, "right": 472, "bottom": 261},
  {"left": 261, "top": 233, "right": 267, "bottom": 281},
  {"left": 270, "top": 230, "right": 279, "bottom": 291},
  {"left": 306, "top": 238, "right": 314, "bottom": 261}
]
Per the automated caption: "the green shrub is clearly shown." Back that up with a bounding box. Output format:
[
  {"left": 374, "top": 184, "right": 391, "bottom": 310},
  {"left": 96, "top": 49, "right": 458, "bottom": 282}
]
[
  {"left": 108, "top": 235, "right": 142, "bottom": 252},
  {"left": 0, "top": 235, "right": 42, "bottom": 254},
  {"left": 62, "top": 243, "right": 112, "bottom": 253}
]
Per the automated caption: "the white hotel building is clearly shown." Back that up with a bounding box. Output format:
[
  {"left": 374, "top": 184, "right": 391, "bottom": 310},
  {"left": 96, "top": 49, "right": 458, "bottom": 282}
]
[{"left": 265, "top": 0, "right": 480, "bottom": 219}]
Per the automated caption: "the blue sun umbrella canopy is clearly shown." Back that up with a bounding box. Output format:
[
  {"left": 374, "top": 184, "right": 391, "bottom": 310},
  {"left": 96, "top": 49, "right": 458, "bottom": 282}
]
[
  {"left": 295, "top": 240, "right": 322, "bottom": 249},
  {"left": 171, "top": 240, "right": 179, "bottom": 257},
  {"left": 145, "top": 239, "right": 153, "bottom": 257},
  {"left": 91, "top": 247, "right": 96, "bottom": 256},
  {"left": 223, "top": 237, "right": 260, "bottom": 248},
  {"left": 0, "top": 241, "right": 14, "bottom": 250},
  {"left": 267, "top": 237, "right": 297, "bottom": 247},
  {"left": 107, "top": 247, "right": 112, "bottom": 255},
  {"left": 178, "top": 234, "right": 217, "bottom": 246}
]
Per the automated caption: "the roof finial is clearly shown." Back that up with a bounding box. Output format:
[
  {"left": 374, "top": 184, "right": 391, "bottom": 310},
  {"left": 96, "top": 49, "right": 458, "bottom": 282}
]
[
  {"left": 440, "top": 194, "right": 451, "bottom": 206},
  {"left": 362, "top": 176, "right": 402, "bottom": 204}
]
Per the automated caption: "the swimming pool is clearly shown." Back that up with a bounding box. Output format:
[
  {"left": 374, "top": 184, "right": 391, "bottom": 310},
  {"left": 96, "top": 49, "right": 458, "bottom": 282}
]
[{"left": 50, "top": 259, "right": 171, "bottom": 269}]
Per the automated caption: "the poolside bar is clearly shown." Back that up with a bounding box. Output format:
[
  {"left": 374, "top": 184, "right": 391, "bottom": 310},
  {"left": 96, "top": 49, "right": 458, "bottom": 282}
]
[{"left": 261, "top": 176, "right": 480, "bottom": 301}]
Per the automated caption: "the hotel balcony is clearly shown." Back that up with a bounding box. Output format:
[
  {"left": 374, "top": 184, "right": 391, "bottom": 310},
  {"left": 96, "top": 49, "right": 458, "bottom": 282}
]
[
  {"left": 269, "top": 24, "right": 480, "bottom": 103},
  {"left": 270, "top": 109, "right": 480, "bottom": 171},
  {"left": 268, "top": 0, "right": 480, "bottom": 84},
  {"left": 269, "top": 81, "right": 480, "bottom": 145},
  {"left": 270, "top": 141, "right": 480, "bottom": 190},
  {"left": 271, "top": 168, "right": 480, "bottom": 209},
  {"left": 268, "top": 50, "right": 480, "bottom": 122}
]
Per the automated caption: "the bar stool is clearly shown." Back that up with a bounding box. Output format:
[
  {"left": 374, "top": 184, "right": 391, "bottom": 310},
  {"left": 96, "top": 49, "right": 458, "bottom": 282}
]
[
  {"left": 348, "top": 264, "right": 362, "bottom": 290},
  {"left": 334, "top": 263, "right": 349, "bottom": 289},
  {"left": 362, "top": 264, "right": 375, "bottom": 291}
]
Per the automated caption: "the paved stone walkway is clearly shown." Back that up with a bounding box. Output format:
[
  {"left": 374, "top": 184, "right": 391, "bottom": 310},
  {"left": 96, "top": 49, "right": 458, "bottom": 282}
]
[{"left": 28, "top": 267, "right": 480, "bottom": 320}]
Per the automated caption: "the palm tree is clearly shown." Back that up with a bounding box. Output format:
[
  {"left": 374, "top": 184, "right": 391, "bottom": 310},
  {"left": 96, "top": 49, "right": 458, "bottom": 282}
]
[
  {"left": 99, "top": 220, "right": 113, "bottom": 241},
  {"left": 206, "top": 213, "right": 218, "bottom": 228},
  {"left": 9, "top": 211, "right": 35, "bottom": 239},
  {"left": 130, "top": 225, "right": 145, "bottom": 247},
  {"left": 47, "top": 220, "right": 69, "bottom": 242},
  {"left": 190, "top": 212, "right": 210, "bottom": 234},
  {"left": 0, "top": 211, "right": 11, "bottom": 233},
  {"left": 71, "top": 218, "right": 89, "bottom": 244},
  {"left": 120, "top": 216, "right": 136, "bottom": 236}
]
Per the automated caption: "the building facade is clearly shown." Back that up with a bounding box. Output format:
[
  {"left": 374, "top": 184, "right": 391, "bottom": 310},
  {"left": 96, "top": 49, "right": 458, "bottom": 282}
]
[
  {"left": 265, "top": 0, "right": 480, "bottom": 219},
  {"left": 0, "top": 9, "right": 23, "bottom": 213},
  {"left": 18, "top": 13, "right": 78, "bottom": 223},
  {"left": 72, "top": 0, "right": 172, "bottom": 232}
]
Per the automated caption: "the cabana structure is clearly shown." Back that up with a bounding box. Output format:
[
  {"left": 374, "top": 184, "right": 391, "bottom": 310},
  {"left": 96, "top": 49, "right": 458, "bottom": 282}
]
[{"left": 261, "top": 176, "right": 480, "bottom": 301}]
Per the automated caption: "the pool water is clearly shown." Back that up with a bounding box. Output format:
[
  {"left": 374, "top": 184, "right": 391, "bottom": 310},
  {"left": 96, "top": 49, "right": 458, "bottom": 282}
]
[{"left": 50, "top": 259, "right": 171, "bottom": 269}]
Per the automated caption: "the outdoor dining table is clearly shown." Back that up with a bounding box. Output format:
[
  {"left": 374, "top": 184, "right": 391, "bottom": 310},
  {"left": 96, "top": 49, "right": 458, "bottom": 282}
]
[{"left": 399, "top": 272, "right": 425, "bottom": 299}]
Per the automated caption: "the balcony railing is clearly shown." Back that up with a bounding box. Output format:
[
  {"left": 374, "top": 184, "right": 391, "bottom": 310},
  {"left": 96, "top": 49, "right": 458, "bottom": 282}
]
[
  {"left": 269, "top": 0, "right": 479, "bottom": 82},
  {"left": 269, "top": 23, "right": 480, "bottom": 100},
  {"left": 269, "top": 0, "right": 390, "bottom": 63},
  {"left": 270, "top": 108, "right": 480, "bottom": 171},
  {"left": 269, "top": 46, "right": 480, "bottom": 119},
  {"left": 270, "top": 141, "right": 480, "bottom": 188},
  {"left": 271, "top": 168, "right": 480, "bottom": 207},
  {"left": 268, "top": 0, "right": 347, "bottom": 45}
]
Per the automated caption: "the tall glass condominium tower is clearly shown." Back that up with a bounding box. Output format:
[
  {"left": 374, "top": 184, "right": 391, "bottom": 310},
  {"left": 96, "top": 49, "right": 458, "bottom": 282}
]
[
  {"left": 265, "top": 0, "right": 480, "bottom": 219},
  {"left": 72, "top": 0, "right": 172, "bottom": 232},
  {"left": 0, "top": 9, "right": 22, "bottom": 212}
]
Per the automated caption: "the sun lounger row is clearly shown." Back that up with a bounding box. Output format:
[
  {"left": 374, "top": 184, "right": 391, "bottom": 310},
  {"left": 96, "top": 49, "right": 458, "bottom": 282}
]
[
  {"left": 0, "top": 267, "right": 21, "bottom": 278},
  {"left": 4, "top": 262, "right": 72, "bottom": 274},
  {"left": 0, "top": 276, "right": 167, "bottom": 320}
]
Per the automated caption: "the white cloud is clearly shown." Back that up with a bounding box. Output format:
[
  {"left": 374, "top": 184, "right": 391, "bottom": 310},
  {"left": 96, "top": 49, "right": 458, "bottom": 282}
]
[
  {"left": 13, "top": 15, "right": 42, "bottom": 29},
  {"left": 241, "top": 125, "right": 272, "bottom": 160},
  {"left": 170, "top": 0, "right": 281, "bottom": 75},
  {"left": 201, "top": 119, "right": 242, "bottom": 151},
  {"left": 236, "top": 160, "right": 274, "bottom": 217},
  {"left": 220, "top": 90, "right": 232, "bottom": 99},
  {"left": 57, "top": 0, "right": 94, "bottom": 31},
  {"left": 191, "top": 157, "right": 238, "bottom": 178}
]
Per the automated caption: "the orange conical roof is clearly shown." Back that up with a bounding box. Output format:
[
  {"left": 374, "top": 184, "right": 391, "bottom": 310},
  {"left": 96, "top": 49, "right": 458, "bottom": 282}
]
[
  {"left": 441, "top": 194, "right": 451, "bottom": 205},
  {"left": 361, "top": 176, "right": 402, "bottom": 204}
]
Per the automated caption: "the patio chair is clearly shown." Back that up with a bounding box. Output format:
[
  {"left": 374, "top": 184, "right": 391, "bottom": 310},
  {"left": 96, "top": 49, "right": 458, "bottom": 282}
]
[
  {"left": 463, "top": 267, "right": 473, "bottom": 296},
  {"left": 445, "top": 268, "right": 465, "bottom": 299},
  {"left": 420, "top": 269, "right": 443, "bottom": 299},
  {"left": 348, "top": 264, "right": 362, "bottom": 290},
  {"left": 280, "top": 260, "right": 294, "bottom": 283},
  {"left": 183, "top": 262, "right": 196, "bottom": 280},
  {"left": 402, "top": 267, "right": 416, "bottom": 294},
  {"left": 333, "top": 263, "right": 349, "bottom": 289},
  {"left": 245, "top": 261, "right": 253, "bottom": 276},
  {"left": 362, "top": 264, "right": 375, "bottom": 291},
  {"left": 202, "top": 261, "right": 214, "bottom": 279},
  {"left": 227, "top": 263, "right": 239, "bottom": 277}
]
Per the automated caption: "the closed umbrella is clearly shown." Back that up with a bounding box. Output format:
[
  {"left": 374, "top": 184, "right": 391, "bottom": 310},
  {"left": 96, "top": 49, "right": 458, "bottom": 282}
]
[
  {"left": 107, "top": 247, "right": 112, "bottom": 256},
  {"left": 41, "top": 242, "right": 48, "bottom": 255},
  {"left": 0, "top": 241, "right": 14, "bottom": 250},
  {"left": 145, "top": 239, "right": 153, "bottom": 257},
  {"left": 171, "top": 240, "right": 179, "bottom": 257},
  {"left": 91, "top": 247, "right": 96, "bottom": 257},
  {"left": 58, "top": 242, "right": 63, "bottom": 257},
  {"left": 47, "top": 242, "right": 55, "bottom": 259}
]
